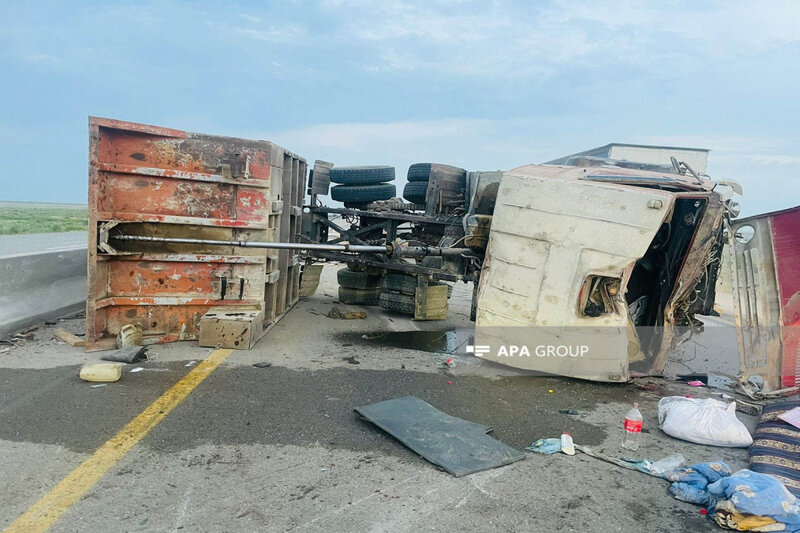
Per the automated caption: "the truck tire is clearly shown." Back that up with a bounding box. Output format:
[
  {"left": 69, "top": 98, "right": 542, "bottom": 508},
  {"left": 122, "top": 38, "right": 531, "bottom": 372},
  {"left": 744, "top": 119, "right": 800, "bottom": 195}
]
[
  {"left": 338, "top": 286, "right": 381, "bottom": 306},
  {"left": 330, "top": 166, "right": 395, "bottom": 185},
  {"left": 337, "top": 267, "right": 382, "bottom": 290},
  {"left": 407, "top": 163, "right": 433, "bottom": 182},
  {"left": 408, "top": 163, "right": 466, "bottom": 183},
  {"left": 331, "top": 183, "right": 396, "bottom": 203},
  {"left": 382, "top": 273, "right": 418, "bottom": 296},
  {"left": 379, "top": 292, "right": 416, "bottom": 315},
  {"left": 345, "top": 261, "right": 385, "bottom": 275},
  {"left": 402, "top": 181, "right": 428, "bottom": 204}
]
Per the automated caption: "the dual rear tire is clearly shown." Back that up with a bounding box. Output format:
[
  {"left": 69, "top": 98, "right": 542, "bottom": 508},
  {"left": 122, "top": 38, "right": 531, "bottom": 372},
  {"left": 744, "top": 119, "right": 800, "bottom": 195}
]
[
  {"left": 330, "top": 166, "right": 396, "bottom": 205},
  {"left": 337, "top": 265, "right": 383, "bottom": 305}
]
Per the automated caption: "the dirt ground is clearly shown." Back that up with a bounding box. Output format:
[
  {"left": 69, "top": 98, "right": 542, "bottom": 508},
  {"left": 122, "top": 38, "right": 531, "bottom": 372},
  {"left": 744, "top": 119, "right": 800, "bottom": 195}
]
[{"left": 0, "top": 264, "right": 754, "bottom": 532}]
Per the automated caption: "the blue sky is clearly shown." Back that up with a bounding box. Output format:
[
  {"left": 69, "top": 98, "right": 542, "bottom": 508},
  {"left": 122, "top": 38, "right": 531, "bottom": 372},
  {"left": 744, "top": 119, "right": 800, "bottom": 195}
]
[{"left": 1, "top": 0, "right": 798, "bottom": 216}]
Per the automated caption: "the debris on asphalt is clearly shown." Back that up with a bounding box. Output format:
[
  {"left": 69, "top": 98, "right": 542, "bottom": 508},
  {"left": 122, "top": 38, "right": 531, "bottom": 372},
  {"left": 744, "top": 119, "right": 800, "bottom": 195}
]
[
  {"left": 444, "top": 357, "right": 455, "bottom": 367},
  {"left": 185, "top": 360, "right": 197, "bottom": 367},
  {"left": 735, "top": 399, "right": 763, "bottom": 417},
  {"left": 8, "top": 327, "right": 37, "bottom": 344},
  {"left": 665, "top": 463, "right": 800, "bottom": 531},
  {"left": 101, "top": 346, "right": 147, "bottom": 363},
  {"left": 130, "top": 367, "right": 144, "bottom": 373},
  {"left": 734, "top": 375, "right": 800, "bottom": 401},
  {"left": 528, "top": 437, "right": 685, "bottom": 478},
  {"left": 53, "top": 328, "right": 85, "bottom": 347},
  {"left": 622, "top": 402, "right": 643, "bottom": 451},
  {"left": 634, "top": 378, "right": 670, "bottom": 395},
  {"left": 90, "top": 384, "right": 107, "bottom": 389},
  {"left": 326, "top": 308, "right": 367, "bottom": 320},
  {"left": 526, "top": 438, "right": 562, "bottom": 454},
  {"left": 687, "top": 380, "right": 705, "bottom": 387},
  {"left": 575, "top": 445, "right": 670, "bottom": 477},
  {"left": 648, "top": 454, "right": 687, "bottom": 477},
  {"left": 658, "top": 397, "right": 753, "bottom": 447},
  {"left": 116, "top": 323, "right": 143, "bottom": 348},
  {"left": 666, "top": 461, "right": 732, "bottom": 507},
  {"left": 706, "top": 375, "right": 735, "bottom": 391},
  {"left": 342, "top": 356, "right": 360, "bottom": 365},
  {"left": 559, "top": 409, "right": 578, "bottom": 415},
  {"left": 0, "top": 347, "right": 9, "bottom": 355},
  {"left": 199, "top": 308, "right": 264, "bottom": 350},
  {"left": 79, "top": 362, "right": 123, "bottom": 383},
  {"left": 560, "top": 432, "right": 575, "bottom": 455},
  {"left": 252, "top": 361, "right": 273, "bottom": 368},
  {"left": 355, "top": 396, "right": 525, "bottom": 477}
]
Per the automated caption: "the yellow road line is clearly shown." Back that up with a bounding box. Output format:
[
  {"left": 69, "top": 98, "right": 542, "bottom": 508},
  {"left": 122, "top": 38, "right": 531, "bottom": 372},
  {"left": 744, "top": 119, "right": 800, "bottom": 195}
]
[{"left": 5, "top": 349, "right": 234, "bottom": 533}]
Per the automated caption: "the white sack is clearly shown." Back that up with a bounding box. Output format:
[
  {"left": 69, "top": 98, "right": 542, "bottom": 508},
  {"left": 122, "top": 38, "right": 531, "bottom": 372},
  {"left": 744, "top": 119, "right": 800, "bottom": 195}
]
[{"left": 658, "top": 396, "right": 753, "bottom": 447}]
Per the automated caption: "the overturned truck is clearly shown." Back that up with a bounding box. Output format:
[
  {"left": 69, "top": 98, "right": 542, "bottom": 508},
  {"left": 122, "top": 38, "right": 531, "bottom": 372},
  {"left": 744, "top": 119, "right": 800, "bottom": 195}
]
[
  {"left": 89, "top": 117, "right": 741, "bottom": 382},
  {"left": 303, "top": 161, "right": 740, "bottom": 382}
]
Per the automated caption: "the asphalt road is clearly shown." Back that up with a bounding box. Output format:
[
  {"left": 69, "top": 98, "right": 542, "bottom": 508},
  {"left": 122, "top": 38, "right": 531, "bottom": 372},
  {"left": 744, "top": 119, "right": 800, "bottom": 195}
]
[
  {"left": 0, "top": 232, "right": 87, "bottom": 256},
  {"left": 0, "top": 265, "right": 753, "bottom": 532}
]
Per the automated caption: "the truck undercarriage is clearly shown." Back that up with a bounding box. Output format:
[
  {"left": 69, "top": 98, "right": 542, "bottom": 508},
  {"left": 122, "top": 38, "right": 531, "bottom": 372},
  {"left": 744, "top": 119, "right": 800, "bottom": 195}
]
[{"left": 89, "top": 117, "right": 740, "bottom": 382}]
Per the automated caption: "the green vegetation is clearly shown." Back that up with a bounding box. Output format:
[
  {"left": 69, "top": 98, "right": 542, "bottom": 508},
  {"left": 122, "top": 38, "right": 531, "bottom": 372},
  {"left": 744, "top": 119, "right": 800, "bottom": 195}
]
[{"left": 0, "top": 203, "right": 88, "bottom": 235}]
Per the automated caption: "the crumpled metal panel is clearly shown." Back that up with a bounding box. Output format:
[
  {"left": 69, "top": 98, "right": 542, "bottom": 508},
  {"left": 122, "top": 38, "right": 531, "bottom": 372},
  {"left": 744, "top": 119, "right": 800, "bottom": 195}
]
[
  {"left": 475, "top": 167, "right": 672, "bottom": 381},
  {"left": 474, "top": 164, "right": 725, "bottom": 382},
  {"left": 733, "top": 207, "right": 800, "bottom": 389},
  {"left": 772, "top": 208, "right": 800, "bottom": 387}
]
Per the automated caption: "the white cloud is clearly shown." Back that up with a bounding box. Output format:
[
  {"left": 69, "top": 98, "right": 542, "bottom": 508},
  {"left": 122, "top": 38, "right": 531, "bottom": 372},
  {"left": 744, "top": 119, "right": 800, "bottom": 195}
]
[
  {"left": 256, "top": 117, "right": 551, "bottom": 185},
  {"left": 233, "top": 25, "right": 306, "bottom": 43},
  {"left": 640, "top": 135, "right": 785, "bottom": 154},
  {"left": 638, "top": 132, "right": 800, "bottom": 216},
  {"left": 742, "top": 154, "right": 800, "bottom": 166},
  {"left": 263, "top": 117, "right": 799, "bottom": 217},
  {"left": 271, "top": 118, "right": 494, "bottom": 150},
  {"left": 317, "top": 0, "right": 800, "bottom": 78}
]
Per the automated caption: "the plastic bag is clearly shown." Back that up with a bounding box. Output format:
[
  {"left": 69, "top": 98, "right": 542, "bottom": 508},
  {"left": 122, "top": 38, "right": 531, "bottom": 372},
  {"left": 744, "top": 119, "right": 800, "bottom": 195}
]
[
  {"left": 526, "top": 438, "right": 562, "bottom": 454},
  {"left": 648, "top": 453, "right": 686, "bottom": 476},
  {"left": 658, "top": 397, "right": 753, "bottom": 447}
]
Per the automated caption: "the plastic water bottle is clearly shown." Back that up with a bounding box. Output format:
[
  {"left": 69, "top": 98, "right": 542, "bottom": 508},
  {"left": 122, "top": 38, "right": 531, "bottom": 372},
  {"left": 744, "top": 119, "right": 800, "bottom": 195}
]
[
  {"left": 561, "top": 432, "right": 575, "bottom": 455},
  {"left": 622, "top": 402, "right": 642, "bottom": 450}
]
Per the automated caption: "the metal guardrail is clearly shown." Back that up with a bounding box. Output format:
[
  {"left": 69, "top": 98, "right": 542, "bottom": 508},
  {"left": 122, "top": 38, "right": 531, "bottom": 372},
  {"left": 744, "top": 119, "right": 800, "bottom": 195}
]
[{"left": 0, "top": 246, "right": 87, "bottom": 338}]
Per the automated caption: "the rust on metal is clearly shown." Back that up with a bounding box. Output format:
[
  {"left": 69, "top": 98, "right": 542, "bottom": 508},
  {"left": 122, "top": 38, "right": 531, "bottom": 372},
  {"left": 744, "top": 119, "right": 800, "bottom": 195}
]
[{"left": 87, "top": 117, "right": 306, "bottom": 350}]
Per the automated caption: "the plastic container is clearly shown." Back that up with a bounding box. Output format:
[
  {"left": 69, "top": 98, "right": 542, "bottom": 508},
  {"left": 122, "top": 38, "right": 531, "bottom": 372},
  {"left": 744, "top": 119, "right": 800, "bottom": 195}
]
[
  {"left": 561, "top": 432, "right": 575, "bottom": 455},
  {"left": 622, "top": 402, "right": 642, "bottom": 450},
  {"left": 79, "top": 362, "right": 123, "bottom": 383},
  {"left": 648, "top": 453, "right": 686, "bottom": 476},
  {"left": 117, "top": 323, "right": 142, "bottom": 348}
]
